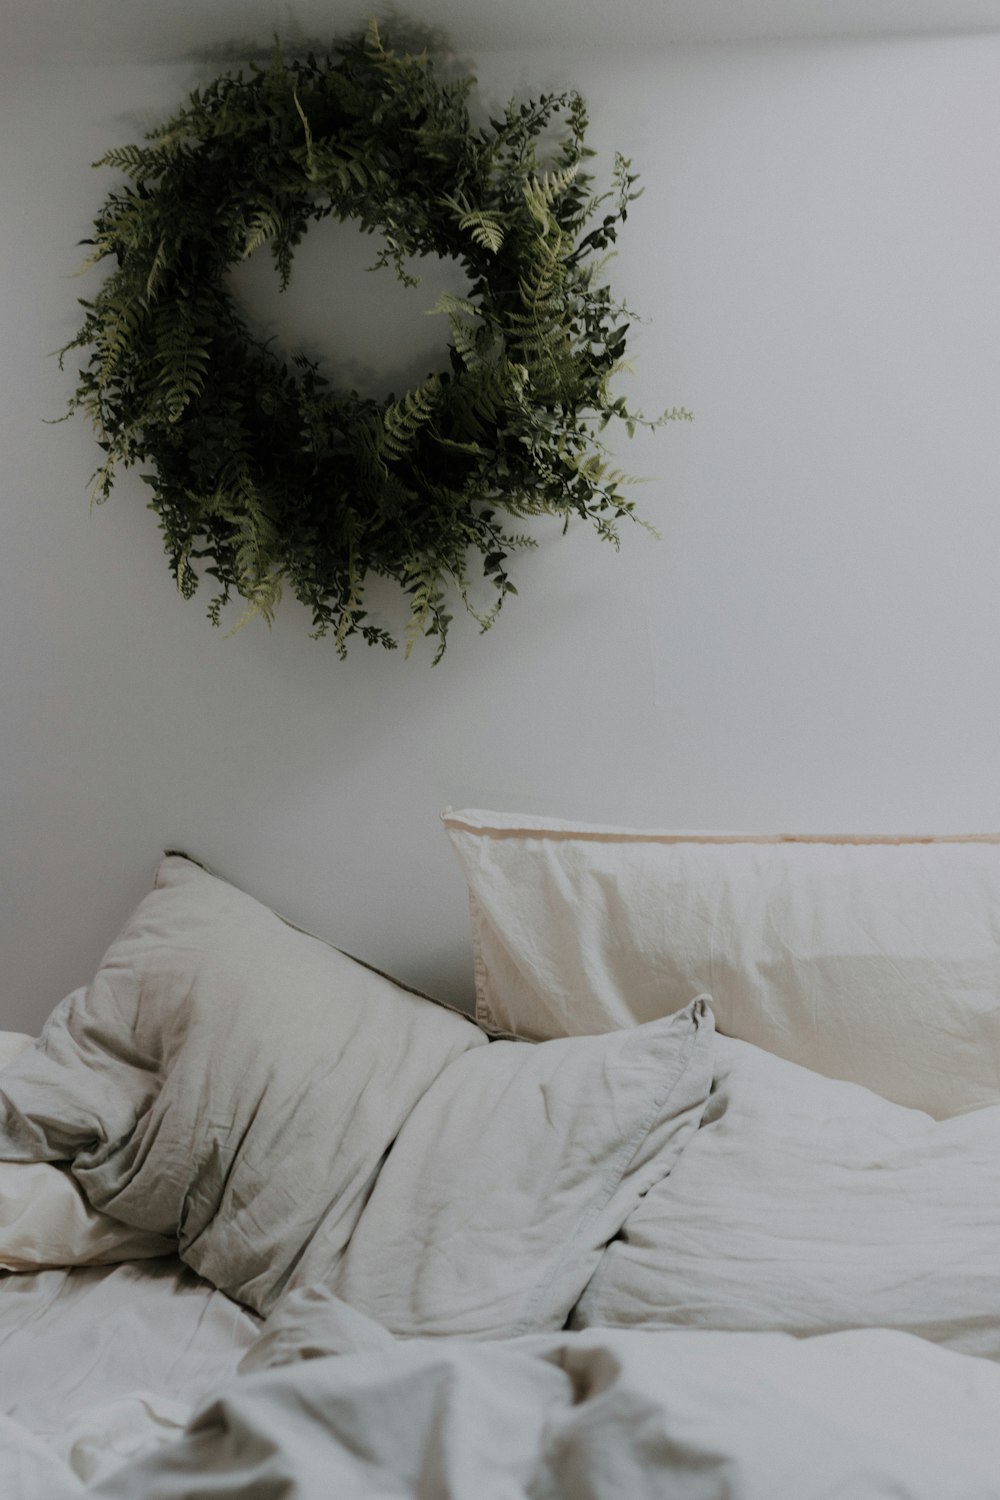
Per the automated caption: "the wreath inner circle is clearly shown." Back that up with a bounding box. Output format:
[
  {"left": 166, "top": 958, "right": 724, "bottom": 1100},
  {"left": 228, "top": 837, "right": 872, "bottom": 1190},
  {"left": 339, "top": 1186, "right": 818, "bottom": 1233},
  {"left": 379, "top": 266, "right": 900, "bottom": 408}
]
[
  {"left": 228, "top": 212, "right": 473, "bottom": 407},
  {"left": 62, "top": 20, "right": 679, "bottom": 661}
]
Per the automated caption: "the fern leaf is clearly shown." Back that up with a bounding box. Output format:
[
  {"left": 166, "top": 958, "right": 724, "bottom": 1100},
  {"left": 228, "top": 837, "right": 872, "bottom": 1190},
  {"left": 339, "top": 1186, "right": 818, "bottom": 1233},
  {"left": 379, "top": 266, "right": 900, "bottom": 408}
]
[
  {"left": 144, "top": 237, "right": 169, "bottom": 302},
  {"left": 224, "top": 572, "right": 284, "bottom": 634},
  {"left": 379, "top": 375, "right": 440, "bottom": 459},
  {"left": 441, "top": 195, "right": 505, "bottom": 253},
  {"left": 241, "top": 206, "right": 284, "bottom": 258},
  {"left": 94, "top": 143, "right": 172, "bottom": 182}
]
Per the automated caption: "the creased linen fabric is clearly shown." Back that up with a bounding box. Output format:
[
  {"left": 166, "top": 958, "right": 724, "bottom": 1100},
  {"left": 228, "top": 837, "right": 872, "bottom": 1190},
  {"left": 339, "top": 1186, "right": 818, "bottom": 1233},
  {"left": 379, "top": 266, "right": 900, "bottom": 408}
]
[
  {"left": 87, "top": 1320, "right": 1000, "bottom": 1500},
  {"left": 573, "top": 1033, "right": 1000, "bottom": 1358},
  {"left": 0, "top": 1033, "right": 173, "bottom": 1270},
  {"left": 0, "top": 855, "right": 487, "bottom": 1313},
  {"left": 0, "top": 1256, "right": 259, "bottom": 1487},
  {"left": 332, "top": 998, "right": 715, "bottom": 1337}
]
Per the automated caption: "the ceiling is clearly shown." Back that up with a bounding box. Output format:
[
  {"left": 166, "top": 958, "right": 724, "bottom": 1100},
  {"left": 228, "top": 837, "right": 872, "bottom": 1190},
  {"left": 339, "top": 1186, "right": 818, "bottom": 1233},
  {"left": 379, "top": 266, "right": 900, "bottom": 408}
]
[{"left": 6, "top": 0, "right": 1000, "bottom": 67}]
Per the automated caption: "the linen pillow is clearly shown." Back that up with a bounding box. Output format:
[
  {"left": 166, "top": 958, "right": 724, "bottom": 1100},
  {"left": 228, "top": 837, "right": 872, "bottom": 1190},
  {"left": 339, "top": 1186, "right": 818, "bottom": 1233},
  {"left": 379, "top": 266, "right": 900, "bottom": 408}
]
[
  {"left": 0, "top": 855, "right": 487, "bottom": 1313},
  {"left": 572, "top": 1034, "right": 1000, "bottom": 1359},
  {"left": 444, "top": 808, "right": 1000, "bottom": 1117},
  {"left": 331, "top": 998, "right": 715, "bottom": 1338},
  {"left": 0, "top": 1032, "right": 173, "bottom": 1270}
]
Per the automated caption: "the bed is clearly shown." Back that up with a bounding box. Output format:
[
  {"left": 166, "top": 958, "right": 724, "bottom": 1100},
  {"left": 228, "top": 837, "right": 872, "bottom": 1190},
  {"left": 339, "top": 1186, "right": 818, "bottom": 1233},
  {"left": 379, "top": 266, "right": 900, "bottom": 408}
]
[{"left": 5, "top": 810, "right": 1000, "bottom": 1498}]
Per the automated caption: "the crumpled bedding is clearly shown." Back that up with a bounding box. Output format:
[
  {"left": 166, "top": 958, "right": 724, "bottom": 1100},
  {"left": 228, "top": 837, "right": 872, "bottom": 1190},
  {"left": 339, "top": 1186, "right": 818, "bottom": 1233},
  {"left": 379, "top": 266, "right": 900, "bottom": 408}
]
[
  {"left": 8, "top": 845, "right": 1000, "bottom": 1497},
  {"left": 0, "top": 859, "right": 714, "bottom": 1328},
  {"left": 0, "top": 1257, "right": 259, "bottom": 1489},
  {"left": 9, "top": 1285, "right": 1000, "bottom": 1499},
  {"left": 572, "top": 1033, "right": 1000, "bottom": 1358},
  {"left": 9, "top": 1018, "right": 1000, "bottom": 1499}
]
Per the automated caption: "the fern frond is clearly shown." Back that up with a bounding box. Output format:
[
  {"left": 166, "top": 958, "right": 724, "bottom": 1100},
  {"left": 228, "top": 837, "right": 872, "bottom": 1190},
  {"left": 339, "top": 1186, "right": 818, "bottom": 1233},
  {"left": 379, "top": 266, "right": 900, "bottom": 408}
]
[
  {"left": 224, "top": 571, "right": 284, "bottom": 634},
  {"left": 94, "top": 143, "right": 174, "bottom": 182},
  {"left": 241, "top": 206, "right": 285, "bottom": 258},
  {"left": 144, "top": 237, "right": 169, "bottom": 302},
  {"left": 442, "top": 196, "right": 505, "bottom": 252},
  {"left": 153, "top": 302, "right": 211, "bottom": 421},
  {"left": 379, "top": 375, "right": 440, "bottom": 459}
]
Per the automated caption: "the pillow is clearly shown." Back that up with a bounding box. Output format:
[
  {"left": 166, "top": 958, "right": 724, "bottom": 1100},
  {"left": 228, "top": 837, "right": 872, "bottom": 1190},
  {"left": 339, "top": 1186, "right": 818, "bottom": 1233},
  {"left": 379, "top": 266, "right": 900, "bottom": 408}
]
[
  {"left": 0, "top": 855, "right": 487, "bottom": 1313},
  {"left": 330, "top": 998, "right": 715, "bottom": 1338},
  {"left": 443, "top": 808, "right": 1000, "bottom": 1117},
  {"left": 0, "top": 1032, "right": 173, "bottom": 1271},
  {"left": 571, "top": 1034, "right": 1000, "bottom": 1360}
]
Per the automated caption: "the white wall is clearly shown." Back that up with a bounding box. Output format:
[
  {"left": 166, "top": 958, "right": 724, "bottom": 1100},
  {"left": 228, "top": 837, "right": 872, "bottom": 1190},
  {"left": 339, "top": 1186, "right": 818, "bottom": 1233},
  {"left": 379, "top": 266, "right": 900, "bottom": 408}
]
[{"left": 4, "top": 32, "right": 1000, "bottom": 1032}]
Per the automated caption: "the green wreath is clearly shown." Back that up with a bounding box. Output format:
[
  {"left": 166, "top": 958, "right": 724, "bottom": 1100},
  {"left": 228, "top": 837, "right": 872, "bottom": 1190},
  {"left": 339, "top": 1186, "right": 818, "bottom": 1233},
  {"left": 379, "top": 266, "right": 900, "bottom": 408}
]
[{"left": 60, "top": 20, "right": 685, "bottom": 660}]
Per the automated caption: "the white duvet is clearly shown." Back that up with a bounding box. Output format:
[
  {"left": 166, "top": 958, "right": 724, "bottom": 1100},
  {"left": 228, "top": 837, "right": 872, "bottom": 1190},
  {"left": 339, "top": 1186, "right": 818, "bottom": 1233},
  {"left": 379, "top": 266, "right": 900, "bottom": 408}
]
[
  {"left": 574, "top": 1034, "right": 1000, "bottom": 1358},
  {"left": 9, "top": 1287, "right": 1000, "bottom": 1500}
]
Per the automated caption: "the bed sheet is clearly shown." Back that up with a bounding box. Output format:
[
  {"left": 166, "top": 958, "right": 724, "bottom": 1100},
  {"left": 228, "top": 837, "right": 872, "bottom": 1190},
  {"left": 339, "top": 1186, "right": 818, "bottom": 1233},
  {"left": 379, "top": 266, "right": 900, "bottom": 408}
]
[
  {"left": 0, "top": 1256, "right": 259, "bottom": 1487},
  {"left": 89, "top": 1288, "right": 1000, "bottom": 1500},
  {"left": 9, "top": 1266, "right": 1000, "bottom": 1498}
]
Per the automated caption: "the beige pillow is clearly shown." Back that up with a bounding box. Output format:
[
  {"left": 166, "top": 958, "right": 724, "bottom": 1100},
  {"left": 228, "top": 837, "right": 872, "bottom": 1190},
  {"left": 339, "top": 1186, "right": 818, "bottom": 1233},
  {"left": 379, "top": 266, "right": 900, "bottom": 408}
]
[
  {"left": 333, "top": 999, "right": 715, "bottom": 1337},
  {"left": 0, "top": 856, "right": 487, "bottom": 1312},
  {"left": 444, "top": 808, "right": 1000, "bottom": 1117},
  {"left": 0, "top": 1031, "right": 173, "bottom": 1270}
]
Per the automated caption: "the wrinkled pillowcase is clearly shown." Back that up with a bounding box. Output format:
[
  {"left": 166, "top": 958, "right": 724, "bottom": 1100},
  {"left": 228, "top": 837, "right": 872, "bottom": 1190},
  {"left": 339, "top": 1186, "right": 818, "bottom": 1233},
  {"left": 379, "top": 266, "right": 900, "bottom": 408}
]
[
  {"left": 444, "top": 808, "right": 1000, "bottom": 1118},
  {"left": 572, "top": 1034, "right": 1000, "bottom": 1359},
  {"left": 0, "top": 856, "right": 487, "bottom": 1313},
  {"left": 331, "top": 999, "right": 715, "bottom": 1338},
  {"left": 0, "top": 1032, "right": 173, "bottom": 1270}
]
